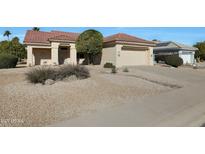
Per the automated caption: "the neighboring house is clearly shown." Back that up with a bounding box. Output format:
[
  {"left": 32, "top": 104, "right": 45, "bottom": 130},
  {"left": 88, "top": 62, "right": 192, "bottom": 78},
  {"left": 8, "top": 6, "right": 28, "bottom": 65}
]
[
  {"left": 24, "top": 30, "right": 155, "bottom": 67},
  {"left": 154, "top": 41, "right": 198, "bottom": 64}
]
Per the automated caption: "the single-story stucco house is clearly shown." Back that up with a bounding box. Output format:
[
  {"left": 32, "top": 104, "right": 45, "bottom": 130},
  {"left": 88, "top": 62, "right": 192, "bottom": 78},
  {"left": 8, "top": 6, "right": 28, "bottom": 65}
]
[
  {"left": 153, "top": 41, "right": 198, "bottom": 64},
  {"left": 24, "top": 30, "right": 155, "bottom": 67}
]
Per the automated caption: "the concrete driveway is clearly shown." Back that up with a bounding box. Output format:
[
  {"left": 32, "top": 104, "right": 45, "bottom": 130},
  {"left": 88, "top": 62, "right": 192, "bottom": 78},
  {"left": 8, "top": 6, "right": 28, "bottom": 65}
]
[{"left": 51, "top": 66, "right": 205, "bottom": 127}]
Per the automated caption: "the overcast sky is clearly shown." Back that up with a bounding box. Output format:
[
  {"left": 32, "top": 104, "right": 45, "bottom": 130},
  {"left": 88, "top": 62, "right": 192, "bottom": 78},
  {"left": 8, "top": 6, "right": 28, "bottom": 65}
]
[{"left": 0, "top": 27, "right": 205, "bottom": 45}]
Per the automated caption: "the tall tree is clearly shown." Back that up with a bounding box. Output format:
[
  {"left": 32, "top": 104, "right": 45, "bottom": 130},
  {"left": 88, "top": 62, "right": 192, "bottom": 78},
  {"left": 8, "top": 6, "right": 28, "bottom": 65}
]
[
  {"left": 32, "top": 27, "right": 40, "bottom": 31},
  {"left": 3, "top": 30, "right": 11, "bottom": 40},
  {"left": 11, "top": 37, "right": 20, "bottom": 56},
  {"left": 0, "top": 40, "right": 10, "bottom": 54},
  {"left": 75, "top": 29, "right": 103, "bottom": 64},
  {"left": 0, "top": 36, "right": 26, "bottom": 60},
  {"left": 11, "top": 37, "right": 26, "bottom": 60},
  {"left": 193, "top": 41, "right": 205, "bottom": 60}
]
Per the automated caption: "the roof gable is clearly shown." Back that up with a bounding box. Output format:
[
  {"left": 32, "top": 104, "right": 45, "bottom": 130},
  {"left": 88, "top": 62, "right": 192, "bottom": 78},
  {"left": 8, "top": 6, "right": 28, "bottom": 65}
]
[
  {"left": 104, "top": 33, "right": 155, "bottom": 45},
  {"left": 24, "top": 30, "right": 54, "bottom": 44},
  {"left": 156, "top": 41, "right": 178, "bottom": 48},
  {"left": 155, "top": 41, "right": 198, "bottom": 51}
]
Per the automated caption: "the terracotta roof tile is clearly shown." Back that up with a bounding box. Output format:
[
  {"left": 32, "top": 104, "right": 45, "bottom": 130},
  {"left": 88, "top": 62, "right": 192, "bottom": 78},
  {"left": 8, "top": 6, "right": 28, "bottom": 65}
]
[
  {"left": 50, "top": 31, "right": 79, "bottom": 41},
  {"left": 104, "top": 33, "right": 155, "bottom": 44},
  {"left": 24, "top": 30, "right": 53, "bottom": 44},
  {"left": 24, "top": 30, "right": 79, "bottom": 44},
  {"left": 49, "top": 35, "right": 75, "bottom": 41},
  {"left": 24, "top": 31, "right": 154, "bottom": 45}
]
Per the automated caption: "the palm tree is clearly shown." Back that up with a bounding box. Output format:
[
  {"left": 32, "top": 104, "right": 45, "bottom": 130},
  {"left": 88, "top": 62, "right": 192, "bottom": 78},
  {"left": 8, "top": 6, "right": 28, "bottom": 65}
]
[
  {"left": 3, "top": 30, "right": 11, "bottom": 40},
  {"left": 32, "top": 27, "right": 40, "bottom": 31}
]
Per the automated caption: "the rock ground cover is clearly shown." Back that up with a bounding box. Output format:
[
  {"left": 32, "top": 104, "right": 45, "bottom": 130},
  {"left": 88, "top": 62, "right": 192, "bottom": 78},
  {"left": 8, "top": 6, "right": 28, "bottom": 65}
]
[{"left": 0, "top": 66, "right": 178, "bottom": 126}]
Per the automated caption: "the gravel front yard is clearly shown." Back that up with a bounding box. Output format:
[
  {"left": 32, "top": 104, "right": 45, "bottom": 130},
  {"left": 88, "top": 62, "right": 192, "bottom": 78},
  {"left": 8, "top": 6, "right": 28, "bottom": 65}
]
[{"left": 0, "top": 67, "right": 177, "bottom": 126}]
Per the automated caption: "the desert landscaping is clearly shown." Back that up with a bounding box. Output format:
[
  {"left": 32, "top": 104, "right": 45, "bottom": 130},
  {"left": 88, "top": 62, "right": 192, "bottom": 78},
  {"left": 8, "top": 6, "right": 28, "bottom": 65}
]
[
  {"left": 2, "top": 64, "right": 205, "bottom": 126},
  {"left": 51, "top": 65, "right": 205, "bottom": 127},
  {"left": 0, "top": 65, "right": 183, "bottom": 126}
]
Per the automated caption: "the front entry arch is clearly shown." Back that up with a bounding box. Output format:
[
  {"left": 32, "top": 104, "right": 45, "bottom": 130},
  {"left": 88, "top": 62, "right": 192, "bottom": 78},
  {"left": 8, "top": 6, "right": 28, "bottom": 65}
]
[{"left": 58, "top": 47, "right": 70, "bottom": 65}]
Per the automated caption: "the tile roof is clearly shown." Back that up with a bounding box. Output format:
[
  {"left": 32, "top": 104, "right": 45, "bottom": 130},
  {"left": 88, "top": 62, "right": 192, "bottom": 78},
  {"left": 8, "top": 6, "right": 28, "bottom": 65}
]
[
  {"left": 155, "top": 41, "right": 198, "bottom": 51},
  {"left": 50, "top": 31, "right": 79, "bottom": 41},
  {"left": 24, "top": 30, "right": 79, "bottom": 44},
  {"left": 24, "top": 31, "right": 53, "bottom": 44},
  {"left": 24, "top": 31, "right": 154, "bottom": 45},
  {"left": 104, "top": 33, "right": 155, "bottom": 45},
  {"left": 49, "top": 35, "right": 76, "bottom": 41}
]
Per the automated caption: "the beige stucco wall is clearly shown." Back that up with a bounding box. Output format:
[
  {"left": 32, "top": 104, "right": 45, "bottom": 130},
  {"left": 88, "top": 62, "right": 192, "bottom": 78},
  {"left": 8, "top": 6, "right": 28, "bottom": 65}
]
[
  {"left": 26, "top": 42, "right": 77, "bottom": 66},
  {"left": 148, "top": 47, "right": 154, "bottom": 65},
  {"left": 27, "top": 45, "right": 51, "bottom": 66},
  {"left": 70, "top": 43, "right": 77, "bottom": 65},
  {"left": 101, "top": 46, "right": 117, "bottom": 66},
  {"left": 101, "top": 44, "right": 154, "bottom": 67},
  {"left": 27, "top": 46, "right": 33, "bottom": 66},
  {"left": 51, "top": 42, "right": 77, "bottom": 65},
  {"left": 51, "top": 42, "right": 60, "bottom": 65},
  {"left": 26, "top": 42, "right": 153, "bottom": 67}
]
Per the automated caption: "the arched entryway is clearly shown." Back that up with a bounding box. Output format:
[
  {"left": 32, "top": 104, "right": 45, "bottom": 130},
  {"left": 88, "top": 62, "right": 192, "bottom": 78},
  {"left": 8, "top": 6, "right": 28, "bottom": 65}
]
[{"left": 58, "top": 46, "right": 70, "bottom": 65}]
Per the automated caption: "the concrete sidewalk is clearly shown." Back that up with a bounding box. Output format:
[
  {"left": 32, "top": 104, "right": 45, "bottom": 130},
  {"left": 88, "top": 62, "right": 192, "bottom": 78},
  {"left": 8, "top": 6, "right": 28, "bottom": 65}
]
[{"left": 50, "top": 66, "right": 205, "bottom": 127}]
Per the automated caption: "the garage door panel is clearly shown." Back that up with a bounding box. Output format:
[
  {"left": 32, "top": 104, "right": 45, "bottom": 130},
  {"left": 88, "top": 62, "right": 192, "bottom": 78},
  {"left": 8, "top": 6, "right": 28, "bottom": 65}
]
[
  {"left": 120, "top": 49, "right": 147, "bottom": 66},
  {"left": 33, "top": 48, "right": 51, "bottom": 65},
  {"left": 180, "top": 54, "right": 191, "bottom": 64}
]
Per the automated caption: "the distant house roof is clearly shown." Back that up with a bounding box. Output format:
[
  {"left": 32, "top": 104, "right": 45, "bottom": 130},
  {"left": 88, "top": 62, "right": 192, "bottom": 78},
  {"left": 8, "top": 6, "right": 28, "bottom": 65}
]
[
  {"left": 154, "top": 41, "right": 198, "bottom": 51},
  {"left": 24, "top": 30, "right": 155, "bottom": 46},
  {"left": 104, "top": 33, "right": 155, "bottom": 45}
]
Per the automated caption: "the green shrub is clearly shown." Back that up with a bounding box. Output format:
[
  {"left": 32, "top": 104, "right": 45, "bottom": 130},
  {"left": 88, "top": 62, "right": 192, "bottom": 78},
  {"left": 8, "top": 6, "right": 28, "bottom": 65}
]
[
  {"left": 56, "top": 65, "right": 75, "bottom": 80},
  {"left": 111, "top": 66, "right": 117, "bottom": 74},
  {"left": 26, "top": 65, "right": 90, "bottom": 84},
  {"left": 0, "top": 54, "right": 18, "bottom": 69},
  {"left": 155, "top": 55, "right": 167, "bottom": 63},
  {"left": 26, "top": 66, "right": 57, "bottom": 84},
  {"left": 165, "top": 55, "right": 183, "bottom": 67},
  {"left": 123, "top": 67, "right": 129, "bottom": 72},
  {"left": 104, "top": 62, "right": 114, "bottom": 68},
  {"left": 57, "top": 65, "right": 90, "bottom": 80},
  {"left": 76, "top": 29, "right": 103, "bottom": 64},
  {"left": 200, "top": 54, "right": 205, "bottom": 61},
  {"left": 72, "top": 65, "right": 90, "bottom": 79}
]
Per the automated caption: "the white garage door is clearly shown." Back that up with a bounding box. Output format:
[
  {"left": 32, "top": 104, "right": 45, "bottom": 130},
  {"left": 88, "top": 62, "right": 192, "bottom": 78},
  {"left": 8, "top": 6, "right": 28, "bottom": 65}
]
[
  {"left": 180, "top": 53, "right": 192, "bottom": 64},
  {"left": 120, "top": 49, "right": 147, "bottom": 66}
]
